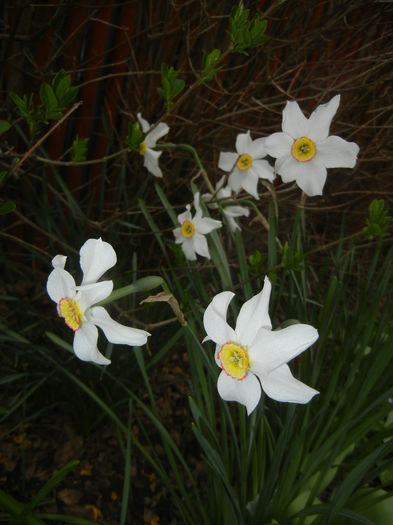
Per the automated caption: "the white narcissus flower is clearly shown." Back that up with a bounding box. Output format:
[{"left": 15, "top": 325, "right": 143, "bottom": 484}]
[
  {"left": 47, "top": 238, "right": 150, "bottom": 365},
  {"left": 173, "top": 192, "right": 222, "bottom": 261},
  {"left": 218, "top": 131, "right": 275, "bottom": 199},
  {"left": 264, "top": 95, "right": 360, "bottom": 196},
  {"left": 202, "top": 175, "right": 250, "bottom": 232},
  {"left": 137, "top": 113, "right": 169, "bottom": 178},
  {"left": 203, "top": 277, "right": 319, "bottom": 415}
]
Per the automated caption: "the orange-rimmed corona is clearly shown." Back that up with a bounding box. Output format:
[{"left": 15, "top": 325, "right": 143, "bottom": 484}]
[
  {"left": 139, "top": 142, "right": 147, "bottom": 156},
  {"left": 236, "top": 153, "right": 253, "bottom": 171},
  {"left": 291, "top": 136, "right": 316, "bottom": 162},
  {"left": 58, "top": 297, "right": 83, "bottom": 331},
  {"left": 218, "top": 341, "right": 250, "bottom": 381},
  {"left": 180, "top": 220, "right": 195, "bottom": 238}
]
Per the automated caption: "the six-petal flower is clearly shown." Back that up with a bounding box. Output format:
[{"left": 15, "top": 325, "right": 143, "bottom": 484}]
[
  {"left": 137, "top": 113, "right": 169, "bottom": 178},
  {"left": 219, "top": 131, "right": 275, "bottom": 199},
  {"left": 173, "top": 192, "right": 222, "bottom": 261},
  {"left": 264, "top": 95, "right": 359, "bottom": 196},
  {"left": 203, "top": 277, "right": 319, "bottom": 415},
  {"left": 47, "top": 238, "right": 150, "bottom": 365}
]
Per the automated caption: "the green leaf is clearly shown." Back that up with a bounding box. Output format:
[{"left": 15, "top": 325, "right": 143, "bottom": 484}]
[
  {"left": 0, "top": 200, "right": 16, "bottom": 214},
  {"left": 229, "top": 4, "right": 269, "bottom": 54},
  {"left": 157, "top": 63, "right": 185, "bottom": 109},
  {"left": 201, "top": 48, "right": 222, "bottom": 81},
  {"left": 40, "top": 83, "right": 62, "bottom": 120},
  {"left": 0, "top": 119, "right": 11, "bottom": 135},
  {"left": 363, "top": 199, "right": 392, "bottom": 238},
  {"left": 71, "top": 135, "right": 88, "bottom": 161}
]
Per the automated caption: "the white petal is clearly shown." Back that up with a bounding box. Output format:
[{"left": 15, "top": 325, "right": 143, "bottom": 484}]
[
  {"left": 145, "top": 122, "right": 169, "bottom": 147},
  {"left": 173, "top": 227, "right": 183, "bottom": 243},
  {"left": 307, "top": 95, "right": 340, "bottom": 142},
  {"left": 52, "top": 254, "right": 67, "bottom": 269},
  {"left": 144, "top": 149, "right": 163, "bottom": 178},
  {"left": 137, "top": 113, "right": 150, "bottom": 133},
  {"left": 193, "top": 192, "right": 203, "bottom": 222},
  {"left": 248, "top": 137, "right": 267, "bottom": 159},
  {"left": 203, "top": 291, "right": 237, "bottom": 346},
  {"left": 177, "top": 205, "right": 192, "bottom": 224},
  {"left": 47, "top": 267, "right": 76, "bottom": 304},
  {"left": 259, "top": 364, "right": 319, "bottom": 403},
  {"left": 73, "top": 323, "right": 111, "bottom": 365},
  {"left": 196, "top": 217, "right": 222, "bottom": 235},
  {"left": 282, "top": 100, "right": 309, "bottom": 138},
  {"left": 235, "top": 276, "right": 272, "bottom": 346},
  {"left": 276, "top": 156, "right": 327, "bottom": 196},
  {"left": 217, "top": 371, "right": 261, "bottom": 415},
  {"left": 216, "top": 175, "right": 227, "bottom": 191},
  {"left": 76, "top": 280, "right": 113, "bottom": 312},
  {"left": 236, "top": 131, "right": 252, "bottom": 154},
  {"left": 316, "top": 136, "right": 359, "bottom": 168},
  {"left": 252, "top": 159, "right": 275, "bottom": 182},
  {"left": 80, "top": 238, "right": 117, "bottom": 285},
  {"left": 89, "top": 306, "right": 150, "bottom": 346},
  {"left": 218, "top": 151, "right": 238, "bottom": 172},
  {"left": 227, "top": 170, "right": 243, "bottom": 193},
  {"left": 225, "top": 215, "right": 240, "bottom": 232},
  {"left": 240, "top": 170, "right": 259, "bottom": 199},
  {"left": 224, "top": 205, "right": 250, "bottom": 219},
  {"left": 264, "top": 132, "right": 293, "bottom": 158},
  {"left": 249, "top": 323, "right": 319, "bottom": 375},
  {"left": 181, "top": 238, "right": 197, "bottom": 261},
  {"left": 193, "top": 232, "right": 211, "bottom": 259}
]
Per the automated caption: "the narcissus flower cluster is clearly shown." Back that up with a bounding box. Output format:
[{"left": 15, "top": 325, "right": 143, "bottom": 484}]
[{"left": 47, "top": 238, "right": 149, "bottom": 365}]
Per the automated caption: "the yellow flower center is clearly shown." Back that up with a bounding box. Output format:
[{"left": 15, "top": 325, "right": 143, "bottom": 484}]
[
  {"left": 58, "top": 298, "right": 83, "bottom": 331},
  {"left": 218, "top": 341, "right": 250, "bottom": 381},
  {"left": 236, "top": 153, "right": 253, "bottom": 171},
  {"left": 139, "top": 142, "right": 147, "bottom": 156},
  {"left": 291, "top": 136, "right": 316, "bottom": 162},
  {"left": 180, "top": 220, "right": 195, "bottom": 238}
]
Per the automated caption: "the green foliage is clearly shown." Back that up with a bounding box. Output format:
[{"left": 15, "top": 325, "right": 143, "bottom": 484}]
[
  {"left": 248, "top": 249, "right": 266, "bottom": 275},
  {"left": 71, "top": 135, "right": 88, "bottom": 161},
  {"left": 363, "top": 198, "right": 392, "bottom": 238},
  {"left": 229, "top": 4, "right": 269, "bottom": 54},
  {"left": 201, "top": 48, "right": 222, "bottom": 82},
  {"left": 126, "top": 121, "right": 145, "bottom": 152},
  {"left": 157, "top": 63, "right": 185, "bottom": 109},
  {"left": 0, "top": 199, "right": 16, "bottom": 214},
  {"left": 0, "top": 119, "right": 11, "bottom": 135},
  {"left": 281, "top": 241, "right": 305, "bottom": 271},
  {"left": 10, "top": 92, "right": 37, "bottom": 135}
]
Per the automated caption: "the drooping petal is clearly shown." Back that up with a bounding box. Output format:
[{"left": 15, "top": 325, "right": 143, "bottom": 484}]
[
  {"left": 80, "top": 238, "right": 117, "bottom": 285},
  {"left": 240, "top": 169, "right": 259, "bottom": 199},
  {"left": 196, "top": 217, "right": 222, "bottom": 235},
  {"left": 203, "top": 291, "right": 237, "bottom": 346},
  {"left": 236, "top": 131, "right": 252, "bottom": 154},
  {"left": 218, "top": 151, "right": 238, "bottom": 173},
  {"left": 73, "top": 322, "right": 111, "bottom": 365},
  {"left": 76, "top": 280, "right": 113, "bottom": 312},
  {"left": 235, "top": 276, "right": 272, "bottom": 346},
  {"left": 264, "top": 132, "right": 293, "bottom": 159},
  {"left": 181, "top": 238, "right": 197, "bottom": 261},
  {"left": 52, "top": 254, "right": 67, "bottom": 269},
  {"left": 282, "top": 100, "right": 309, "bottom": 138},
  {"left": 89, "top": 306, "right": 150, "bottom": 347},
  {"left": 193, "top": 232, "right": 211, "bottom": 259},
  {"left": 227, "top": 170, "right": 244, "bottom": 193},
  {"left": 217, "top": 371, "right": 261, "bottom": 415},
  {"left": 249, "top": 323, "right": 319, "bottom": 375},
  {"left": 258, "top": 364, "right": 319, "bottom": 403},
  {"left": 316, "top": 135, "right": 359, "bottom": 168},
  {"left": 47, "top": 267, "right": 76, "bottom": 304},
  {"left": 145, "top": 122, "right": 169, "bottom": 147},
  {"left": 307, "top": 95, "right": 340, "bottom": 142},
  {"left": 193, "top": 192, "right": 203, "bottom": 222},
  {"left": 137, "top": 113, "right": 150, "bottom": 133},
  {"left": 144, "top": 149, "right": 163, "bottom": 178},
  {"left": 248, "top": 137, "right": 267, "bottom": 159},
  {"left": 252, "top": 159, "right": 275, "bottom": 182},
  {"left": 224, "top": 205, "right": 250, "bottom": 219}
]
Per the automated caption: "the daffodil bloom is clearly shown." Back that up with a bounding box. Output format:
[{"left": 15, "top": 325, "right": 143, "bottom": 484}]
[
  {"left": 47, "top": 238, "right": 150, "bottom": 365},
  {"left": 218, "top": 131, "right": 275, "bottom": 199},
  {"left": 173, "top": 192, "right": 222, "bottom": 261},
  {"left": 202, "top": 175, "right": 250, "bottom": 232},
  {"left": 203, "top": 277, "right": 319, "bottom": 414},
  {"left": 264, "top": 95, "right": 360, "bottom": 196},
  {"left": 137, "top": 113, "right": 169, "bottom": 178}
]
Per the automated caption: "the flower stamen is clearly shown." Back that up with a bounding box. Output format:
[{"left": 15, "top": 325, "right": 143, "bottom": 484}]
[
  {"left": 59, "top": 298, "right": 83, "bottom": 331},
  {"left": 180, "top": 220, "right": 195, "bottom": 238},
  {"left": 236, "top": 153, "right": 253, "bottom": 171},
  {"left": 291, "top": 136, "right": 316, "bottom": 162},
  {"left": 139, "top": 142, "right": 147, "bottom": 156},
  {"left": 218, "top": 341, "right": 249, "bottom": 380}
]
